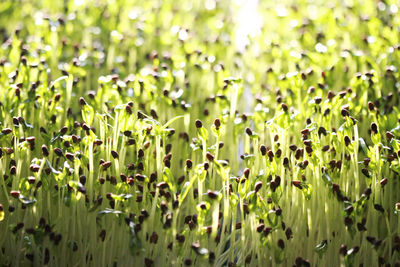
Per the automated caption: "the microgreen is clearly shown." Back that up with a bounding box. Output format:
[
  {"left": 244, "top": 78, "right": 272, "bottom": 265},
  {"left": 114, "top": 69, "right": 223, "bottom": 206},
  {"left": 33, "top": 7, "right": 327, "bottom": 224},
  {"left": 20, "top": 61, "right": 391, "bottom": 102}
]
[{"left": 0, "top": 0, "right": 400, "bottom": 266}]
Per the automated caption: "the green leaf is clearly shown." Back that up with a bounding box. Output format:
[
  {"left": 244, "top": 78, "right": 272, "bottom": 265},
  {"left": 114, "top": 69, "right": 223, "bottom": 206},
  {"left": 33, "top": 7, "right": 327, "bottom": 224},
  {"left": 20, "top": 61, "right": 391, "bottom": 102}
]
[
  {"left": 98, "top": 208, "right": 123, "bottom": 215},
  {"left": 322, "top": 173, "right": 332, "bottom": 185},
  {"left": 18, "top": 195, "right": 36, "bottom": 206},
  {"left": 82, "top": 104, "right": 95, "bottom": 125},
  {"left": 315, "top": 240, "right": 328, "bottom": 258},
  {"left": 110, "top": 194, "right": 133, "bottom": 201},
  {"left": 359, "top": 138, "right": 369, "bottom": 154},
  {"left": 33, "top": 229, "right": 45, "bottom": 245},
  {"left": 198, "top": 127, "right": 209, "bottom": 141},
  {"left": 162, "top": 115, "right": 184, "bottom": 129}
]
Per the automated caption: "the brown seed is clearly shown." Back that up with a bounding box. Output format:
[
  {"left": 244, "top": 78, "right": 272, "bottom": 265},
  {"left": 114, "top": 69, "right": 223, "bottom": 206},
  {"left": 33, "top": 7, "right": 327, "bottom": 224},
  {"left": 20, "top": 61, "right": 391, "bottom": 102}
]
[
  {"left": 157, "top": 182, "right": 168, "bottom": 189},
  {"left": 327, "top": 91, "right": 335, "bottom": 100},
  {"left": 214, "top": 118, "right": 221, "bottom": 129},
  {"left": 2, "top": 128, "right": 12, "bottom": 135},
  {"left": 30, "top": 164, "right": 40, "bottom": 172},
  {"left": 303, "top": 140, "right": 312, "bottom": 147},
  {"left": 65, "top": 152, "right": 74, "bottom": 161},
  {"left": 292, "top": 180, "right": 302, "bottom": 189},
  {"left": 101, "top": 161, "right": 112, "bottom": 170},
  {"left": 267, "top": 150, "right": 274, "bottom": 161},
  {"left": 386, "top": 131, "right": 394, "bottom": 141},
  {"left": 254, "top": 181, "right": 262, "bottom": 192},
  {"left": 10, "top": 190, "right": 20, "bottom": 198}
]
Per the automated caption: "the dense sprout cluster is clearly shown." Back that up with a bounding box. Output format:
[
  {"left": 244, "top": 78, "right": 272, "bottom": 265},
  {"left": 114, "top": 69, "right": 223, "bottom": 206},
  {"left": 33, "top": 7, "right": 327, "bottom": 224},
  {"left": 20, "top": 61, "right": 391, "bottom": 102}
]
[{"left": 0, "top": 0, "right": 400, "bottom": 266}]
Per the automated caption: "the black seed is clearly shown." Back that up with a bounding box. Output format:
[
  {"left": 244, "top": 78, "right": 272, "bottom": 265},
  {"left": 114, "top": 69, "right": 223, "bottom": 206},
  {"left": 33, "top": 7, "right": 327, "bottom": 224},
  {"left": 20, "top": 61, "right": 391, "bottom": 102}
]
[
  {"left": 41, "top": 145, "right": 49, "bottom": 156},
  {"left": 207, "top": 190, "right": 219, "bottom": 200},
  {"left": 256, "top": 223, "right": 265, "bottom": 233},
  {"left": 341, "top": 108, "right": 349, "bottom": 117},
  {"left": 277, "top": 239, "right": 285, "bottom": 250},
  {"left": 364, "top": 187, "right": 372, "bottom": 197},
  {"left": 111, "top": 150, "right": 119, "bottom": 159},
  {"left": 185, "top": 159, "right": 193, "bottom": 169},
  {"left": 361, "top": 168, "right": 370, "bottom": 178},
  {"left": 339, "top": 244, "right": 347, "bottom": 256},
  {"left": 144, "top": 258, "right": 154, "bottom": 267},
  {"left": 138, "top": 149, "right": 144, "bottom": 158},
  {"left": 260, "top": 145, "right": 267, "bottom": 155},
  {"left": 283, "top": 157, "right": 289, "bottom": 166},
  {"left": 370, "top": 123, "right": 378, "bottom": 134},
  {"left": 374, "top": 204, "right": 384, "bottom": 213},
  {"left": 44, "top": 248, "right": 50, "bottom": 264},
  {"left": 344, "top": 136, "right": 351, "bottom": 146},
  {"left": 368, "top": 101, "right": 375, "bottom": 111},
  {"left": 275, "top": 207, "right": 282, "bottom": 216},
  {"left": 79, "top": 97, "right": 87, "bottom": 106},
  {"left": 204, "top": 162, "right": 209, "bottom": 171},
  {"left": 357, "top": 222, "right": 367, "bottom": 231},
  {"left": 285, "top": 228, "right": 293, "bottom": 240},
  {"left": 54, "top": 148, "right": 63, "bottom": 157},
  {"left": 245, "top": 127, "right": 253, "bottom": 136},
  {"left": 195, "top": 120, "right": 203, "bottom": 128},
  {"left": 344, "top": 216, "right": 353, "bottom": 226}
]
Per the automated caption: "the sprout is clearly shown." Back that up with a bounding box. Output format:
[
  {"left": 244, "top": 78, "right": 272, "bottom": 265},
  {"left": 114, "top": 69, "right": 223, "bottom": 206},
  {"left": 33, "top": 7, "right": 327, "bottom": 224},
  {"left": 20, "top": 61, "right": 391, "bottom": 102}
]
[{"left": 0, "top": 1, "right": 399, "bottom": 266}]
